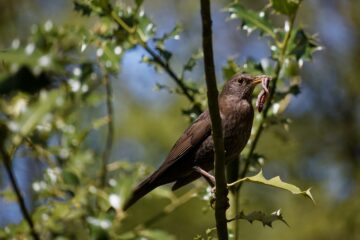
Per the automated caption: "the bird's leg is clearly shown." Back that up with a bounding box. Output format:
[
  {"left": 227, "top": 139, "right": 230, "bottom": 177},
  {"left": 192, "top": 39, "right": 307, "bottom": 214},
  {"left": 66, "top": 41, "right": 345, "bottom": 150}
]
[
  {"left": 193, "top": 166, "right": 229, "bottom": 209},
  {"left": 193, "top": 166, "right": 215, "bottom": 187}
]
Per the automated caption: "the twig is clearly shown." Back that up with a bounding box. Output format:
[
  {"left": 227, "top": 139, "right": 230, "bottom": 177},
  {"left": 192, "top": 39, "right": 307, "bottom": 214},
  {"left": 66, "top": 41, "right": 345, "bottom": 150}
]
[
  {"left": 99, "top": 73, "right": 114, "bottom": 187},
  {"left": 141, "top": 43, "right": 197, "bottom": 104},
  {"left": 110, "top": 12, "right": 202, "bottom": 114},
  {"left": 0, "top": 147, "right": 40, "bottom": 240},
  {"left": 200, "top": 0, "right": 228, "bottom": 239}
]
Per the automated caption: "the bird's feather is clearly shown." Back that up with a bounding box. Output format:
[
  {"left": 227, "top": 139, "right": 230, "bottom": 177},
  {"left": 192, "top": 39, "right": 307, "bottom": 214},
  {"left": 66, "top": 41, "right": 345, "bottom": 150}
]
[{"left": 152, "top": 110, "right": 212, "bottom": 178}]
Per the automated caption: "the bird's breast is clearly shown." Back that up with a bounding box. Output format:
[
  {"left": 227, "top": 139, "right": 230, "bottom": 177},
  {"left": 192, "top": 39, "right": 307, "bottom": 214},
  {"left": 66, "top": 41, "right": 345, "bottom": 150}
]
[{"left": 222, "top": 100, "right": 254, "bottom": 158}]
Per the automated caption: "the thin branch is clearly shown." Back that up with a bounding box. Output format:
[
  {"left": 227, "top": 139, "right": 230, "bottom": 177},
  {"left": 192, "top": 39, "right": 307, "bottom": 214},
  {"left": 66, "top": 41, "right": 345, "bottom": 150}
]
[
  {"left": 0, "top": 147, "right": 40, "bottom": 240},
  {"left": 99, "top": 73, "right": 114, "bottom": 187},
  {"left": 141, "top": 44, "right": 196, "bottom": 102},
  {"left": 200, "top": 0, "right": 228, "bottom": 239},
  {"left": 110, "top": 13, "right": 202, "bottom": 114}
]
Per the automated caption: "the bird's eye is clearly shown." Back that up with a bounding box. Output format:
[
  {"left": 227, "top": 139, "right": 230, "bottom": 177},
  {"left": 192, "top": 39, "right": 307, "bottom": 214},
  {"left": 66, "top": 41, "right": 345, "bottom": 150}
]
[{"left": 238, "top": 79, "right": 244, "bottom": 84}]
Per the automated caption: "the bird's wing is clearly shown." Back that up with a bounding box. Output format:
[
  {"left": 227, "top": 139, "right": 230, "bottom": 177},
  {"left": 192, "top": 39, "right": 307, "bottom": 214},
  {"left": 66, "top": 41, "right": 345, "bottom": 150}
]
[
  {"left": 162, "top": 110, "right": 211, "bottom": 168},
  {"left": 123, "top": 111, "right": 211, "bottom": 209}
]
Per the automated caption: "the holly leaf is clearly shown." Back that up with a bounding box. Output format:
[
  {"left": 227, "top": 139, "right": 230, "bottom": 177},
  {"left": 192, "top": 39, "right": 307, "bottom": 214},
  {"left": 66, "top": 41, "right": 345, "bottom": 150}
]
[
  {"left": 229, "top": 209, "right": 289, "bottom": 227},
  {"left": 270, "top": 0, "right": 300, "bottom": 16},
  {"left": 11, "top": 89, "right": 61, "bottom": 145},
  {"left": 289, "top": 29, "right": 320, "bottom": 60},
  {"left": 183, "top": 49, "right": 203, "bottom": 73},
  {"left": 227, "top": 169, "right": 315, "bottom": 203},
  {"left": 74, "top": 1, "right": 93, "bottom": 16},
  {"left": 226, "top": 3, "right": 275, "bottom": 38}
]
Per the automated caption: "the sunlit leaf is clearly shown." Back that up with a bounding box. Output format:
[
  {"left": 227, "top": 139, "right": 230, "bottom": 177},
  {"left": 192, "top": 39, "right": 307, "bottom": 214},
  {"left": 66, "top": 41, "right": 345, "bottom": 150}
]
[
  {"left": 226, "top": 3, "right": 275, "bottom": 38},
  {"left": 0, "top": 188, "right": 17, "bottom": 202},
  {"left": 155, "top": 24, "right": 182, "bottom": 45},
  {"left": 138, "top": 229, "right": 176, "bottom": 240},
  {"left": 227, "top": 169, "right": 315, "bottom": 203},
  {"left": 12, "top": 89, "right": 61, "bottom": 145}
]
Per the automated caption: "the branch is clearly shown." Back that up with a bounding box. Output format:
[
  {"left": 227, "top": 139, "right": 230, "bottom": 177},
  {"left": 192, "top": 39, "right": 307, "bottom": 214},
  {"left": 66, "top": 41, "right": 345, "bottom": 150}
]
[
  {"left": 141, "top": 43, "right": 196, "bottom": 104},
  {"left": 200, "top": 0, "right": 228, "bottom": 239},
  {"left": 99, "top": 73, "right": 114, "bottom": 187},
  {"left": 0, "top": 147, "right": 40, "bottom": 240},
  {"left": 110, "top": 13, "right": 202, "bottom": 114}
]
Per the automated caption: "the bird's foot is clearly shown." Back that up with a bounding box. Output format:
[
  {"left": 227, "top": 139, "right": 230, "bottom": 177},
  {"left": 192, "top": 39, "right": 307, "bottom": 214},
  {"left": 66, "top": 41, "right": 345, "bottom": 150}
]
[
  {"left": 192, "top": 166, "right": 230, "bottom": 209},
  {"left": 193, "top": 166, "right": 215, "bottom": 187}
]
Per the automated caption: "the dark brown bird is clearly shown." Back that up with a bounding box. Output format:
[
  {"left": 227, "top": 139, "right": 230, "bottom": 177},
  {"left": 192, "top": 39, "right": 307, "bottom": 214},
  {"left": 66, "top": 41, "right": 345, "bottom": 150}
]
[{"left": 123, "top": 74, "right": 270, "bottom": 210}]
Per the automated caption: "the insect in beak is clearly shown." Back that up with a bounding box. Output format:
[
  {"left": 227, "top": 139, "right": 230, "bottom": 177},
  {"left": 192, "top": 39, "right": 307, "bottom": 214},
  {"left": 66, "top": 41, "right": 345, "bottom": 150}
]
[{"left": 255, "top": 76, "right": 271, "bottom": 112}]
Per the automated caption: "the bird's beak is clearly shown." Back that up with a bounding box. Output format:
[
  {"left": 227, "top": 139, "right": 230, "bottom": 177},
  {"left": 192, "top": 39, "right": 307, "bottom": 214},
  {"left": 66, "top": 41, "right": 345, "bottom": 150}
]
[
  {"left": 251, "top": 76, "right": 263, "bottom": 86},
  {"left": 252, "top": 75, "right": 271, "bottom": 86}
]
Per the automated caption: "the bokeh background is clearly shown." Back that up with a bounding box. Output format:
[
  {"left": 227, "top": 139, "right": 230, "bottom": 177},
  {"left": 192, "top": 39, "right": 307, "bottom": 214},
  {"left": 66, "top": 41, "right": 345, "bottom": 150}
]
[{"left": 0, "top": 0, "right": 359, "bottom": 239}]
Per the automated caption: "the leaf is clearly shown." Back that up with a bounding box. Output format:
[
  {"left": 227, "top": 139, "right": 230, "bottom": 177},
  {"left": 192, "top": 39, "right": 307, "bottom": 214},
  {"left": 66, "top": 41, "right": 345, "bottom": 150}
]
[
  {"left": 183, "top": 49, "right": 203, "bottom": 72},
  {"left": 92, "top": 116, "right": 110, "bottom": 130},
  {"left": 156, "top": 47, "right": 173, "bottom": 62},
  {"left": 222, "top": 58, "right": 264, "bottom": 81},
  {"left": 270, "top": 0, "right": 300, "bottom": 16},
  {"left": 74, "top": 1, "right": 93, "bottom": 16},
  {"left": 155, "top": 24, "right": 182, "bottom": 45},
  {"left": 0, "top": 188, "right": 17, "bottom": 202},
  {"left": 227, "top": 169, "right": 315, "bottom": 203},
  {"left": 289, "top": 29, "right": 320, "bottom": 60},
  {"left": 62, "top": 170, "right": 80, "bottom": 186},
  {"left": 135, "top": 0, "right": 144, "bottom": 7},
  {"left": 12, "top": 90, "right": 61, "bottom": 145},
  {"left": 230, "top": 209, "right": 289, "bottom": 227},
  {"left": 138, "top": 229, "right": 176, "bottom": 240},
  {"left": 226, "top": 3, "right": 275, "bottom": 38},
  {"left": 0, "top": 50, "right": 42, "bottom": 68},
  {"left": 222, "top": 58, "right": 241, "bottom": 80}
]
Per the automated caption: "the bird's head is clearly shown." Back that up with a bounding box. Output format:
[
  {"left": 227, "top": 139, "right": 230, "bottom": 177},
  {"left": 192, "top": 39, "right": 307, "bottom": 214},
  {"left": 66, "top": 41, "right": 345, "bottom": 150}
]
[{"left": 220, "top": 74, "right": 270, "bottom": 101}]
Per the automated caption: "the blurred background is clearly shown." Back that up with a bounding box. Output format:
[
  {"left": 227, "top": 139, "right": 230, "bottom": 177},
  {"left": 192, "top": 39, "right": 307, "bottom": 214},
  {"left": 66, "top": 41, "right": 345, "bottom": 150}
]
[{"left": 0, "top": 0, "right": 359, "bottom": 239}]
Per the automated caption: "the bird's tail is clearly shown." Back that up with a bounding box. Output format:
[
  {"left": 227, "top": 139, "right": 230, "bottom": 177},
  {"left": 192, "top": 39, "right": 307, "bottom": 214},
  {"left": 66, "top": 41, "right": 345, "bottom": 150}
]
[{"left": 122, "top": 173, "right": 159, "bottom": 211}]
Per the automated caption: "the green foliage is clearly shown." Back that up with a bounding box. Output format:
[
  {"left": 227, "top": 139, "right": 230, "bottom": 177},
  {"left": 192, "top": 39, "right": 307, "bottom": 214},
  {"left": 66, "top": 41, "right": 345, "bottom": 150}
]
[
  {"left": 270, "top": 0, "right": 300, "bottom": 16},
  {"left": 228, "top": 170, "right": 314, "bottom": 203},
  {"left": 226, "top": 3, "right": 275, "bottom": 38},
  {"left": 230, "top": 209, "right": 288, "bottom": 227},
  {"left": 0, "top": 0, "right": 322, "bottom": 239}
]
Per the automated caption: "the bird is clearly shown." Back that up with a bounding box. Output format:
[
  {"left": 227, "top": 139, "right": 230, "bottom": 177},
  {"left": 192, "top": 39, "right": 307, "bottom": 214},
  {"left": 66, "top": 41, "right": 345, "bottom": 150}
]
[{"left": 123, "top": 73, "right": 270, "bottom": 210}]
